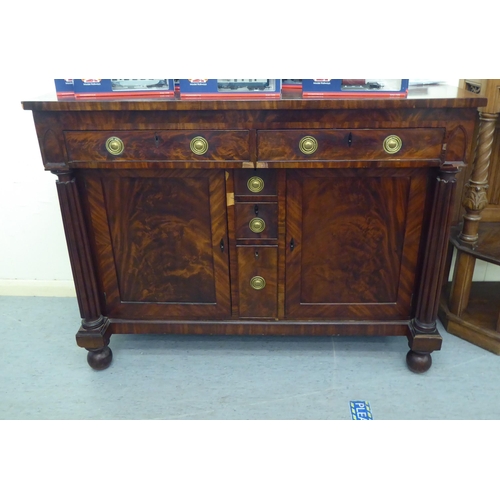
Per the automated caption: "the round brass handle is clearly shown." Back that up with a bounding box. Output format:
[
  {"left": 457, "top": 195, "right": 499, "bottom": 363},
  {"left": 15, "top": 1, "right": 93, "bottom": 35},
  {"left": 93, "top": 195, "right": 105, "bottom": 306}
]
[
  {"left": 249, "top": 217, "right": 266, "bottom": 233},
  {"left": 247, "top": 176, "right": 264, "bottom": 193},
  {"left": 250, "top": 276, "right": 266, "bottom": 290},
  {"left": 190, "top": 136, "right": 209, "bottom": 155},
  {"left": 299, "top": 136, "right": 318, "bottom": 155},
  {"left": 105, "top": 136, "right": 124, "bottom": 156},
  {"left": 383, "top": 135, "right": 403, "bottom": 154}
]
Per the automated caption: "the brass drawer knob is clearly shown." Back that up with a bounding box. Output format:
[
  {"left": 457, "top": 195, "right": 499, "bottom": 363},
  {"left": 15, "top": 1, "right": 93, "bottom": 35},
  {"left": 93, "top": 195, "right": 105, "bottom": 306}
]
[
  {"left": 190, "top": 136, "right": 209, "bottom": 155},
  {"left": 105, "top": 136, "right": 124, "bottom": 155},
  {"left": 247, "top": 176, "right": 265, "bottom": 193},
  {"left": 383, "top": 135, "right": 403, "bottom": 154},
  {"left": 249, "top": 217, "right": 266, "bottom": 233},
  {"left": 299, "top": 136, "right": 318, "bottom": 155},
  {"left": 250, "top": 276, "right": 266, "bottom": 290}
]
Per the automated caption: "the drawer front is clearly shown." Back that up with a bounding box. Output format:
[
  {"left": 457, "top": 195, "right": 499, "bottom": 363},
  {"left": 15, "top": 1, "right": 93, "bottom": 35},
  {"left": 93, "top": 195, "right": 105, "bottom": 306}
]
[
  {"left": 257, "top": 128, "right": 445, "bottom": 161},
  {"left": 233, "top": 169, "right": 277, "bottom": 196},
  {"left": 235, "top": 203, "right": 278, "bottom": 240},
  {"left": 65, "top": 130, "right": 250, "bottom": 161},
  {"left": 237, "top": 246, "right": 278, "bottom": 318}
]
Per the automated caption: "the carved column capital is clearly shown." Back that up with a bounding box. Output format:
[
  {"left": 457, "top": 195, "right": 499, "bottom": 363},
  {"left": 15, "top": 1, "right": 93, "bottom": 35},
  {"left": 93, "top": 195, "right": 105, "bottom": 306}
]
[{"left": 459, "top": 111, "right": 499, "bottom": 244}]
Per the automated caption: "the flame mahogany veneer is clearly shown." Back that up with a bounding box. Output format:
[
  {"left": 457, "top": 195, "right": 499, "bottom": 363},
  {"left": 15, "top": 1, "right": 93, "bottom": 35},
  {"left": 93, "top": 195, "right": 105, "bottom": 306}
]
[{"left": 23, "top": 87, "right": 486, "bottom": 372}]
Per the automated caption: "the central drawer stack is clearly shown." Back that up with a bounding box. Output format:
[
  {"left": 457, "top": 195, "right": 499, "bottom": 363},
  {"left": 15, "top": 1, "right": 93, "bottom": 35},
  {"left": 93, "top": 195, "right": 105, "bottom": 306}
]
[{"left": 233, "top": 169, "right": 278, "bottom": 319}]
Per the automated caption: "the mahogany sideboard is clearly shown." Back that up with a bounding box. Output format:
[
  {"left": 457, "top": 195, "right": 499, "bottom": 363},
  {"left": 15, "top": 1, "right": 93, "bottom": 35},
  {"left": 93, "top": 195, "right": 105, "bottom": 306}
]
[{"left": 22, "top": 86, "right": 485, "bottom": 372}]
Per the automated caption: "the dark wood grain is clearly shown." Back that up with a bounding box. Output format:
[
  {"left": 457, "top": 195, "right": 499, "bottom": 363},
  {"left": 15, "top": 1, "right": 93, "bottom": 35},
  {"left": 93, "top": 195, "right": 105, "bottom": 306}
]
[
  {"left": 233, "top": 169, "right": 277, "bottom": 196},
  {"left": 409, "top": 165, "right": 460, "bottom": 353},
  {"left": 285, "top": 169, "right": 427, "bottom": 320},
  {"left": 258, "top": 128, "right": 445, "bottom": 162},
  {"left": 107, "top": 319, "right": 409, "bottom": 336},
  {"left": 237, "top": 246, "right": 278, "bottom": 318},
  {"left": 450, "top": 222, "right": 500, "bottom": 265},
  {"left": 55, "top": 170, "right": 109, "bottom": 349},
  {"left": 31, "top": 106, "right": 479, "bottom": 169},
  {"left": 65, "top": 130, "right": 251, "bottom": 162},
  {"left": 82, "top": 169, "right": 231, "bottom": 320},
  {"left": 22, "top": 85, "right": 486, "bottom": 111},
  {"left": 234, "top": 202, "right": 278, "bottom": 240},
  {"left": 23, "top": 90, "right": 483, "bottom": 370},
  {"left": 103, "top": 176, "right": 216, "bottom": 303}
]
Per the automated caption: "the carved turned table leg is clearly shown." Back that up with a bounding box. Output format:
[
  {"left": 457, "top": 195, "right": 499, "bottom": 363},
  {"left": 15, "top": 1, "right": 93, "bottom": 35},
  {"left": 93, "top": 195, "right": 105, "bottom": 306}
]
[
  {"left": 449, "top": 112, "right": 498, "bottom": 316},
  {"left": 54, "top": 169, "right": 112, "bottom": 369},
  {"left": 407, "top": 165, "right": 459, "bottom": 372}
]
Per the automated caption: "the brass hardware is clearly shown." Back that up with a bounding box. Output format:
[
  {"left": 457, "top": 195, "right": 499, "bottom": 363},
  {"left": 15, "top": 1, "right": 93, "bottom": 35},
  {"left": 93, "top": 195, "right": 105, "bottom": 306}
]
[
  {"left": 190, "top": 136, "right": 209, "bottom": 155},
  {"left": 247, "top": 176, "right": 264, "bottom": 193},
  {"left": 249, "top": 217, "right": 266, "bottom": 233},
  {"left": 383, "top": 135, "right": 403, "bottom": 154},
  {"left": 299, "top": 136, "right": 318, "bottom": 155},
  {"left": 105, "top": 136, "right": 124, "bottom": 156},
  {"left": 250, "top": 276, "right": 266, "bottom": 290}
]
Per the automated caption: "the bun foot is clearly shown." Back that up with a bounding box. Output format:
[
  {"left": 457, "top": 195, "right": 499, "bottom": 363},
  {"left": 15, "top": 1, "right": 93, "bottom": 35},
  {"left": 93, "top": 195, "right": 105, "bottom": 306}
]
[
  {"left": 87, "top": 346, "right": 113, "bottom": 370},
  {"left": 406, "top": 350, "right": 432, "bottom": 373}
]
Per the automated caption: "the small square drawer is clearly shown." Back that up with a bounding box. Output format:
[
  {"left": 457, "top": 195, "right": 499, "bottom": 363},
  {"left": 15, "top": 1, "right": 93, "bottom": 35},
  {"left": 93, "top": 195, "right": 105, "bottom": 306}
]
[
  {"left": 233, "top": 169, "right": 277, "bottom": 196},
  {"left": 237, "top": 246, "right": 278, "bottom": 318},
  {"left": 64, "top": 130, "right": 250, "bottom": 162},
  {"left": 235, "top": 202, "right": 278, "bottom": 240}
]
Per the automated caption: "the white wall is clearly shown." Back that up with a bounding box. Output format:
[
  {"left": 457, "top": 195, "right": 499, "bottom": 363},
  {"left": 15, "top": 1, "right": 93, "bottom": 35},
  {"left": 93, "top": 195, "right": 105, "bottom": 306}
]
[
  {"left": 1, "top": 78, "right": 498, "bottom": 296},
  {"left": 0, "top": 78, "right": 75, "bottom": 296}
]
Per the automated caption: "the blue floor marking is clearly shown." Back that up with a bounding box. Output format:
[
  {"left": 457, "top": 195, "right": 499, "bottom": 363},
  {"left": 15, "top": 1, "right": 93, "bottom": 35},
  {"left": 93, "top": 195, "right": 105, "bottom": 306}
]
[{"left": 350, "top": 401, "right": 373, "bottom": 420}]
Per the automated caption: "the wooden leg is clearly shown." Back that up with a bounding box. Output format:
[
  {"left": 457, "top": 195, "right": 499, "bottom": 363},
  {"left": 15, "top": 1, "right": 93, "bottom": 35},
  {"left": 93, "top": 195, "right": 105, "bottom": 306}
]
[
  {"left": 406, "top": 350, "right": 432, "bottom": 374},
  {"left": 55, "top": 169, "right": 111, "bottom": 358},
  {"left": 407, "top": 165, "right": 459, "bottom": 369},
  {"left": 449, "top": 251, "right": 476, "bottom": 317},
  {"left": 87, "top": 344, "right": 113, "bottom": 370}
]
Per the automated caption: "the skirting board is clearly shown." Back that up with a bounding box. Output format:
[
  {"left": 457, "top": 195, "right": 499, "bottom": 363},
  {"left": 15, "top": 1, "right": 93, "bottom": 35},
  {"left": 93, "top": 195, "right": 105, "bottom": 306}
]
[{"left": 0, "top": 280, "right": 76, "bottom": 297}]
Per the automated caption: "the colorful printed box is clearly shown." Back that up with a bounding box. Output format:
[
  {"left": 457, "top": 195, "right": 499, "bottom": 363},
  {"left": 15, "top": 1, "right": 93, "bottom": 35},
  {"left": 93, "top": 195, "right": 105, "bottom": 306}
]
[
  {"left": 282, "top": 79, "right": 302, "bottom": 91},
  {"left": 179, "top": 79, "right": 281, "bottom": 99},
  {"left": 302, "top": 79, "right": 409, "bottom": 98},
  {"left": 54, "top": 79, "right": 74, "bottom": 97},
  {"left": 73, "top": 79, "right": 175, "bottom": 99}
]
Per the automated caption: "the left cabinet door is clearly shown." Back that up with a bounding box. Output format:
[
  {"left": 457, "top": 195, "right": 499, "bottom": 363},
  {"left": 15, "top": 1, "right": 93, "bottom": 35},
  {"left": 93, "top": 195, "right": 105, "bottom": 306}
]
[{"left": 79, "top": 169, "right": 231, "bottom": 320}]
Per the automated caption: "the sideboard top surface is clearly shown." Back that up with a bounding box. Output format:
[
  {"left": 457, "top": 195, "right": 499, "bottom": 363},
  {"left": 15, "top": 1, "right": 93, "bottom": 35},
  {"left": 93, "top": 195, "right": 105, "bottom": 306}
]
[{"left": 22, "top": 86, "right": 487, "bottom": 112}]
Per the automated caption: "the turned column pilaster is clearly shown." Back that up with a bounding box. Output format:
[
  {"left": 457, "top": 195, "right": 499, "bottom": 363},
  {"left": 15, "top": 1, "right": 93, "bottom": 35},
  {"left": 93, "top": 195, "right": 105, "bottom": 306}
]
[
  {"left": 409, "top": 165, "right": 459, "bottom": 351},
  {"left": 54, "top": 169, "right": 109, "bottom": 349}
]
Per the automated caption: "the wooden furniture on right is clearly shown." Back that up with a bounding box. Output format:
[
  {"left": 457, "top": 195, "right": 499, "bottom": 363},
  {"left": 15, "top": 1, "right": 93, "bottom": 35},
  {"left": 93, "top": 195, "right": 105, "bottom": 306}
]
[{"left": 439, "top": 79, "right": 500, "bottom": 353}]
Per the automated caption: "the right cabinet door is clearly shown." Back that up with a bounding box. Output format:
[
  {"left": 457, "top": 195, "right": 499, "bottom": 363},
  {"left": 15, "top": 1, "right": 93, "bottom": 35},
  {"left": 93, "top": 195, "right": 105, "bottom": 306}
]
[{"left": 285, "top": 168, "right": 429, "bottom": 320}]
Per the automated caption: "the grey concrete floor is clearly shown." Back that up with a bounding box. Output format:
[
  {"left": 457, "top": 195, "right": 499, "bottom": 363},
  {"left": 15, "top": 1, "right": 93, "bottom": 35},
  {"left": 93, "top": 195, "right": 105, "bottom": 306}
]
[{"left": 1, "top": 296, "right": 499, "bottom": 419}]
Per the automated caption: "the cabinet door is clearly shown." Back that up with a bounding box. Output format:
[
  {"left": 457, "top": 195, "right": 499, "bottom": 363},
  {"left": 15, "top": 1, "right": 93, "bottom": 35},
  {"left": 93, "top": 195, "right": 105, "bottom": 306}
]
[
  {"left": 82, "top": 169, "right": 231, "bottom": 319},
  {"left": 285, "top": 169, "right": 428, "bottom": 320}
]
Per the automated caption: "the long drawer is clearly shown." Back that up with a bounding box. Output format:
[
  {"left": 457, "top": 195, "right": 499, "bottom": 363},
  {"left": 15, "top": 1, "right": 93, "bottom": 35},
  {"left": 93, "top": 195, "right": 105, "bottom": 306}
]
[
  {"left": 257, "top": 128, "right": 445, "bottom": 161},
  {"left": 64, "top": 130, "right": 251, "bottom": 161}
]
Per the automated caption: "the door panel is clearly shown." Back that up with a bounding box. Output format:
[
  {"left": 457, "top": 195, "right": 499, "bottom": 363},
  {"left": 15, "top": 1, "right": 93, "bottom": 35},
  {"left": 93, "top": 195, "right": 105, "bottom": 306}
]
[
  {"left": 286, "top": 169, "right": 428, "bottom": 320},
  {"left": 82, "top": 169, "right": 231, "bottom": 319}
]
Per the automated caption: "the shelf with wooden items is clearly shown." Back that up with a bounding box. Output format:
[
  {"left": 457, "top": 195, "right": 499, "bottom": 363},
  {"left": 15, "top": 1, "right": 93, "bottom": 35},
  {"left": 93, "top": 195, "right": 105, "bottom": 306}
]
[{"left": 439, "top": 79, "right": 500, "bottom": 353}]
